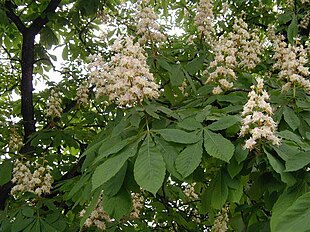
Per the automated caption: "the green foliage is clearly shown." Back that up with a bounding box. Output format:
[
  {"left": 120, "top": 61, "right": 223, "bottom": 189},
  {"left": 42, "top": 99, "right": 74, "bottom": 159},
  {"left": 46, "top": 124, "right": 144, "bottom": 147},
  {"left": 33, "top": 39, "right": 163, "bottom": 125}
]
[{"left": 0, "top": 0, "right": 310, "bottom": 231}]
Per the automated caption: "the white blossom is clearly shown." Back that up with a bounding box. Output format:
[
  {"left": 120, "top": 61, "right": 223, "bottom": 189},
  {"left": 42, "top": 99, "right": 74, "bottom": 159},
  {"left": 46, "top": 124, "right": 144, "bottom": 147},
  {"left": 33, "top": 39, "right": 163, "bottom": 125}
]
[
  {"left": 80, "top": 196, "right": 110, "bottom": 231},
  {"left": 205, "top": 18, "right": 262, "bottom": 94},
  {"left": 130, "top": 192, "right": 144, "bottom": 219},
  {"left": 46, "top": 89, "right": 62, "bottom": 118},
  {"left": 211, "top": 204, "right": 229, "bottom": 232},
  {"left": 8, "top": 128, "right": 23, "bottom": 152},
  {"left": 11, "top": 160, "right": 53, "bottom": 197},
  {"left": 76, "top": 81, "right": 89, "bottom": 106},
  {"left": 89, "top": 36, "right": 160, "bottom": 107},
  {"left": 273, "top": 36, "right": 310, "bottom": 93},
  {"left": 240, "top": 77, "right": 281, "bottom": 150},
  {"left": 184, "top": 182, "right": 199, "bottom": 199},
  {"left": 136, "top": 5, "right": 166, "bottom": 45},
  {"left": 194, "top": 0, "right": 215, "bottom": 43}
]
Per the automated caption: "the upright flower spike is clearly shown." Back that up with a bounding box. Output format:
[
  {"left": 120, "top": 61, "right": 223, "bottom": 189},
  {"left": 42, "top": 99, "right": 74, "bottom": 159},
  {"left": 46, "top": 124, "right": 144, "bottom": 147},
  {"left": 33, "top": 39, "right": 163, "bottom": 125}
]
[
  {"left": 46, "top": 89, "right": 62, "bottom": 118},
  {"left": 205, "top": 18, "right": 262, "bottom": 94},
  {"left": 76, "top": 81, "right": 89, "bottom": 106},
  {"left": 11, "top": 160, "right": 53, "bottom": 197},
  {"left": 211, "top": 204, "right": 229, "bottom": 232},
  {"left": 89, "top": 36, "right": 160, "bottom": 107},
  {"left": 130, "top": 192, "right": 144, "bottom": 219},
  {"left": 273, "top": 36, "right": 310, "bottom": 93},
  {"left": 80, "top": 196, "right": 111, "bottom": 231},
  {"left": 194, "top": 0, "right": 215, "bottom": 43},
  {"left": 8, "top": 128, "right": 23, "bottom": 153},
  {"left": 240, "top": 77, "right": 280, "bottom": 150},
  {"left": 136, "top": 4, "right": 166, "bottom": 45}
]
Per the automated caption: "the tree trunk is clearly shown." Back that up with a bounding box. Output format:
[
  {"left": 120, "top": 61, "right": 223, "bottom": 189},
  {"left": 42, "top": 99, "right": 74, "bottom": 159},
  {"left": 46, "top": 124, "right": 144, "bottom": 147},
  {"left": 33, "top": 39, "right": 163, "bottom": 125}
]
[{"left": 20, "top": 31, "right": 36, "bottom": 153}]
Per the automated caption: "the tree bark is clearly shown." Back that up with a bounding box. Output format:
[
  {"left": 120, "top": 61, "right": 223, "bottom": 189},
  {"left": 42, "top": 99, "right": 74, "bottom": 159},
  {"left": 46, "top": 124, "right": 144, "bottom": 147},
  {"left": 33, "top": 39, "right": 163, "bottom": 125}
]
[
  {"left": 20, "top": 31, "right": 36, "bottom": 152},
  {"left": 1, "top": 0, "right": 62, "bottom": 209}
]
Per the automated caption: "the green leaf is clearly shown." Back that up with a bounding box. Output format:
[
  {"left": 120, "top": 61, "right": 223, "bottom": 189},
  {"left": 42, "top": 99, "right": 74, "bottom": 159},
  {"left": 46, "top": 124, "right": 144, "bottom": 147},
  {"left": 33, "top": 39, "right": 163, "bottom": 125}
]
[
  {"left": 285, "top": 151, "right": 310, "bottom": 172},
  {"left": 11, "top": 212, "right": 34, "bottom": 232},
  {"left": 208, "top": 115, "right": 240, "bottom": 131},
  {"left": 102, "top": 187, "right": 132, "bottom": 220},
  {"left": 92, "top": 144, "right": 136, "bottom": 191},
  {"left": 97, "top": 139, "right": 129, "bottom": 162},
  {"left": 265, "top": 148, "right": 296, "bottom": 186},
  {"left": 271, "top": 186, "right": 307, "bottom": 231},
  {"left": 234, "top": 142, "right": 248, "bottom": 164},
  {"left": 144, "top": 105, "right": 160, "bottom": 119},
  {"left": 155, "top": 138, "right": 183, "bottom": 180},
  {"left": 277, "top": 130, "right": 305, "bottom": 147},
  {"left": 287, "top": 15, "right": 298, "bottom": 44},
  {"left": 159, "top": 129, "right": 200, "bottom": 144},
  {"left": 177, "top": 117, "right": 202, "bottom": 131},
  {"left": 0, "top": 160, "right": 12, "bottom": 186},
  {"left": 102, "top": 162, "right": 127, "bottom": 196},
  {"left": 41, "top": 220, "right": 58, "bottom": 232},
  {"left": 175, "top": 141, "right": 203, "bottom": 178},
  {"left": 275, "top": 192, "right": 310, "bottom": 232},
  {"left": 204, "top": 129, "right": 235, "bottom": 163},
  {"left": 283, "top": 106, "right": 300, "bottom": 131},
  {"left": 211, "top": 171, "right": 228, "bottom": 209},
  {"left": 169, "top": 65, "right": 185, "bottom": 86},
  {"left": 80, "top": 189, "right": 101, "bottom": 228},
  {"left": 227, "top": 157, "right": 243, "bottom": 178},
  {"left": 134, "top": 135, "right": 166, "bottom": 195},
  {"left": 184, "top": 53, "right": 205, "bottom": 75}
]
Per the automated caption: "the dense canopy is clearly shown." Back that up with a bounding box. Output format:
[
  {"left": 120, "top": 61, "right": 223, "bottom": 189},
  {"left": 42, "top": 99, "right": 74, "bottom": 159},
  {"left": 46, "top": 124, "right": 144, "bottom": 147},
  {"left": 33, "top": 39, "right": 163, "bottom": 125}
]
[{"left": 0, "top": 0, "right": 310, "bottom": 231}]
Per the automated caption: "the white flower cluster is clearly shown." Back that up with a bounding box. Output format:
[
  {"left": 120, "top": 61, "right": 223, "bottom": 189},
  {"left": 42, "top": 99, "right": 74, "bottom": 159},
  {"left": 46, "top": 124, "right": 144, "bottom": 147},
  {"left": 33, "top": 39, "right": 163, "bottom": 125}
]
[
  {"left": 76, "top": 81, "right": 89, "bottom": 106},
  {"left": 194, "top": 0, "right": 215, "bottom": 43},
  {"left": 89, "top": 36, "right": 160, "bottom": 107},
  {"left": 240, "top": 78, "right": 281, "bottom": 150},
  {"left": 11, "top": 159, "right": 53, "bottom": 197},
  {"left": 46, "top": 89, "right": 62, "bottom": 118},
  {"left": 211, "top": 205, "right": 229, "bottom": 232},
  {"left": 184, "top": 182, "right": 199, "bottom": 199},
  {"left": 8, "top": 129, "right": 23, "bottom": 152},
  {"left": 130, "top": 192, "right": 144, "bottom": 219},
  {"left": 205, "top": 18, "right": 262, "bottom": 94},
  {"left": 273, "top": 36, "right": 310, "bottom": 93},
  {"left": 136, "top": 5, "right": 166, "bottom": 45},
  {"left": 80, "top": 197, "right": 111, "bottom": 231},
  {"left": 300, "top": 12, "right": 310, "bottom": 29}
]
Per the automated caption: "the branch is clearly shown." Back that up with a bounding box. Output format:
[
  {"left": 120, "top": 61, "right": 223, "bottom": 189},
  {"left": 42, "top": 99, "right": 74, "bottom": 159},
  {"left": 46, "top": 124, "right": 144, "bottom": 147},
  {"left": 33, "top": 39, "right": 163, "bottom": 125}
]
[
  {"left": 29, "top": 0, "right": 62, "bottom": 35},
  {"left": 4, "top": 0, "right": 27, "bottom": 34}
]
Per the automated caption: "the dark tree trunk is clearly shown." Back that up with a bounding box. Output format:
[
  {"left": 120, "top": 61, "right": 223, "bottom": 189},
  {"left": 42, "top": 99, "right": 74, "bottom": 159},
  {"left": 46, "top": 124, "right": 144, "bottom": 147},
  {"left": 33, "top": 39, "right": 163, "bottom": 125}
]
[{"left": 20, "top": 31, "right": 36, "bottom": 153}]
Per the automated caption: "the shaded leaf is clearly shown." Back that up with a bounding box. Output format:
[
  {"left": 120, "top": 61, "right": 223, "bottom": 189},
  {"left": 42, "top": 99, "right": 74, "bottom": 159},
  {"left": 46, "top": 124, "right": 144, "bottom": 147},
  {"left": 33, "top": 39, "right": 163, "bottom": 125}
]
[
  {"left": 208, "top": 115, "right": 240, "bottom": 131},
  {"left": 175, "top": 141, "right": 203, "bottom": 178},
  {"left": 102, "top": 187, "right": 132, "bottom": 220},
  {"left": 134, "top": 135, "right": 166, "bottom": 195},
  {"left": 283, "top": 107, "right": 300, "bottom": 131},
  {"left": 285, "top": 151, "right": 310, "bottom": 172},
  {"left": 275, "top": 192, "right": 310, "bottom": 232},
  {"left": 159, "top": 129, "right": 200, "bottom": 144},
  {"left": 204, "top": 129, "right": 234, "bottom": 162}
]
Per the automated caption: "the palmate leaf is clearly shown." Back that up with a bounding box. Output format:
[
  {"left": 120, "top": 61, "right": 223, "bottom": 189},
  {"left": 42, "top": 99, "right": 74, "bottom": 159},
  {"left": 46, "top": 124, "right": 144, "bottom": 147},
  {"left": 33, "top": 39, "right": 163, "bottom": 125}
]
[
  {"left": 134, "top": 135, "right": 166, "bottom": 195},
  {"left": 102, "top": 187, "right": 132, "bottom": 221},
  {"left": 211, "top": 171, "right": 228, "bottom": 209},
  {"left": 92, "top": 142, "right": 138, "bottom": 191},
  {"left": 208, "top": 115, "right": 240, "bottom": 131},
  {"left": 175, "top": 141, "right": 203, "bottom": 178},
  {"left": 204, "top": 129, "right": 234, "bottom": 163},
  {"left": 283, "top": 106, "right": 300, "bottom": 131},
  {"left": 159, "top": 129, "right": 200, "bottom": 144},
  {"left": 285, "top": 151, "right": 310, "bottom": 172},
  {"left": 274, "top": 192, "right": 310, "bottom": 232}
]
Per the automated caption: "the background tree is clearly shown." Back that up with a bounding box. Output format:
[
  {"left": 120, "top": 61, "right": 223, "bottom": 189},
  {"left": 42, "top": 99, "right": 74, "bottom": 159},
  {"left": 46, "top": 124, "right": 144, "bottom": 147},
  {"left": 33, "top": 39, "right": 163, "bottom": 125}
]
[{"left": 0, "top": 0, "right": 310, "bottom": 231}]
